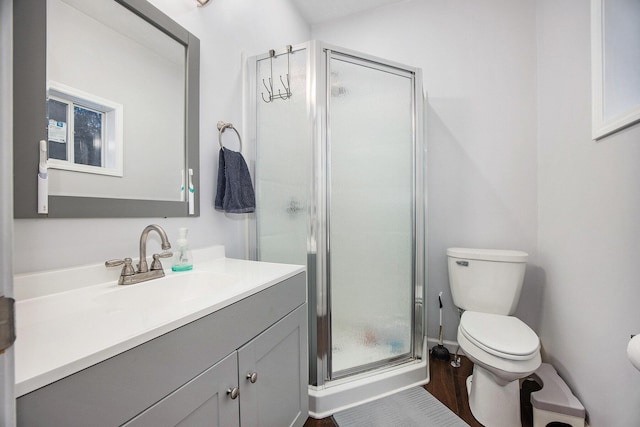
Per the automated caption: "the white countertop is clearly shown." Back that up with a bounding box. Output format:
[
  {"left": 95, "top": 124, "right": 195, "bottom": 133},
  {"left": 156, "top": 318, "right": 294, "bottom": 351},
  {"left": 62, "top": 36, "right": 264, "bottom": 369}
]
[{"left": 14, "top": 246, "right": 305, "bottom": 397}]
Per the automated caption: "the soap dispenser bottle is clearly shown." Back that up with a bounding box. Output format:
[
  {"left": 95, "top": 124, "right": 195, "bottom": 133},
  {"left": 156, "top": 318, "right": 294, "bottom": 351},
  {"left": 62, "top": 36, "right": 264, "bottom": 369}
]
[{"left": 172, "top": 227, "right": 193, "bottom": 271}]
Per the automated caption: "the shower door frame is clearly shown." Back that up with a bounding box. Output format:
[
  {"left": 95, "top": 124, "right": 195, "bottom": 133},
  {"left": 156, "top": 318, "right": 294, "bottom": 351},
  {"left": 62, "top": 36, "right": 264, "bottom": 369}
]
[
  {"left": 318, "top": 43, "right": 426, "bottom": 385},
  {"left": 247, "top": 41, "right": 426, "bottom": 389}
]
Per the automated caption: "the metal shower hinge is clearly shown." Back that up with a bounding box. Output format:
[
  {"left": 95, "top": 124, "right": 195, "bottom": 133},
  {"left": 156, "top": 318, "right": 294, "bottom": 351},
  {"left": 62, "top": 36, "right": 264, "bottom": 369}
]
[{"left": 0, "top": 296, "right": 16, "bottom": 354}]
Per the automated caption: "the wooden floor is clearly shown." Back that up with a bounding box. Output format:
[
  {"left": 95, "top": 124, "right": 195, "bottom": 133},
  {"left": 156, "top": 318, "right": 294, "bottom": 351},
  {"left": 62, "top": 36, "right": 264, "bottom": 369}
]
[{"left": 304, "top": 355, "right": 540, "bottom": 426}]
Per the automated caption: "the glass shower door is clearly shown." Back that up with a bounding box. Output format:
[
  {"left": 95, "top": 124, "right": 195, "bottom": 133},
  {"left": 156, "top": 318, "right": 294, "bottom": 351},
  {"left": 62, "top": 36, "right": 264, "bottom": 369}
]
[{"left": 327, "top": 53, "right": 415, "bottom": 378}]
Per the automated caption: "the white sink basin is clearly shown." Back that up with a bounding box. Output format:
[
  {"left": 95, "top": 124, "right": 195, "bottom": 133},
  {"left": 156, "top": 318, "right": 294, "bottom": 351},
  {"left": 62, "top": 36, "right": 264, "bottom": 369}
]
[{"left": 93, "top": 270, "right": 239, "bottom": 310}]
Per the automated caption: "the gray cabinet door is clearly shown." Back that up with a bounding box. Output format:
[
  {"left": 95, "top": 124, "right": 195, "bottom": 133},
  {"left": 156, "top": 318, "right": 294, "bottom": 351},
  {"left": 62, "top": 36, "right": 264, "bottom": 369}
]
[
  {"left": 124, "top": 352, "right": 240, "bottom": 427},
  {"left": 238, "top": 305, "right": 308, "bottom": 427}
]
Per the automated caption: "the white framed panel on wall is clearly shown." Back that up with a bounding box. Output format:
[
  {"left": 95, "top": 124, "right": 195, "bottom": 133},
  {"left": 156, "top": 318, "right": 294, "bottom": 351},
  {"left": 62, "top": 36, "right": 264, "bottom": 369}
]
[{"left": 591, "top": 0, "right": 640, "bottom": 140}]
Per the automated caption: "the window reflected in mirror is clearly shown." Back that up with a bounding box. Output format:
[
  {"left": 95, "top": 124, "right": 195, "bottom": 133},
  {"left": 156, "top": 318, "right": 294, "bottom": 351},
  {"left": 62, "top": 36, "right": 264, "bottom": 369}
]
[{"left": 46, "top": 83, "right": 121, "bottom": 176}]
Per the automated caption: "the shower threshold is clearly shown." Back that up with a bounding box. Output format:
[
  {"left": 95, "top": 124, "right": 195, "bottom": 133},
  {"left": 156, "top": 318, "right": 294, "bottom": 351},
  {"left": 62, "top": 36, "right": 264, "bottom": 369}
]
[{"left": 308, "top": 352, "right": 429, "bottom": 419}]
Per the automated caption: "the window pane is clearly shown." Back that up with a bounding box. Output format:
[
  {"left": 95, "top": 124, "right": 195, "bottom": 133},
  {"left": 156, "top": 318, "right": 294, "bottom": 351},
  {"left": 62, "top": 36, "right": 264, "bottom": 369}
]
[
  {"left": 73, "top": 106, "right": 102, "bottom": 167},
  {"left": 47, "top": 98, "right": 68, "bottom": 161}
]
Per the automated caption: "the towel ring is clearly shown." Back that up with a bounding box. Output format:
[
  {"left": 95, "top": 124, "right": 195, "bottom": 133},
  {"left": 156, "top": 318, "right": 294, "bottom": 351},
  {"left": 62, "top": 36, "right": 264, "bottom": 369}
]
[{"left": 217, "top": 121, "right": 242, "bottom": 151}]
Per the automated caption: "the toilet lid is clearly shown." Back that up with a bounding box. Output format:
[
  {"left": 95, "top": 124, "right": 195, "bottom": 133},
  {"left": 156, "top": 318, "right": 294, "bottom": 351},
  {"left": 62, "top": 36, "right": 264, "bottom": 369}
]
[{"left": 459, "top": 311, "right": 540, "bottom": 360}]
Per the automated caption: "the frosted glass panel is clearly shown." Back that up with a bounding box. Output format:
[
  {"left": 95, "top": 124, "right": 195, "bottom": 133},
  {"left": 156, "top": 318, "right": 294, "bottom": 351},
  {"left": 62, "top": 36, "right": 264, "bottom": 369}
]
[
  {"left": 256, "top": 49, "right": 309, "bottom": 266},
  {"left": 603, "top": 0, "right": 640, "bottom": 121},
  {"left": 329, "top": 57, "right": 414, "bottom": 376}
]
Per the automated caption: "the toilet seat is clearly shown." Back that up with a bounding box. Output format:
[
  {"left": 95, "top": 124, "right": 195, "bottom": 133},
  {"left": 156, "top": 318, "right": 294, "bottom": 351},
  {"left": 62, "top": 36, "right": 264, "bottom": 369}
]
[{"left": 460, "top": 311, "right": 539, "bottom": 360}]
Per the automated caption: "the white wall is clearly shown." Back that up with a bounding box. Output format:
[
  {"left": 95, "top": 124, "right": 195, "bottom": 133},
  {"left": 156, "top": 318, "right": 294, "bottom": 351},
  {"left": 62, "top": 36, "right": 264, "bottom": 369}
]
[
  {"left": 311, "top": 0, "right": 540, "bottom": 343},
  {"left": 12, "top": 0, "right": 310, "bottom": 273},
  {"left": 537, "top": 1, "right": 640, "bottom": 425}
]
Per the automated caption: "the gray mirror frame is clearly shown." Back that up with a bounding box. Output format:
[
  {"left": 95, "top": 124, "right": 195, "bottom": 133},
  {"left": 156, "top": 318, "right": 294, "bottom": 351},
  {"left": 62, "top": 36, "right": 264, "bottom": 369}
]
[{"left": 13, "top": 0, "right": 200, "bottom": 218}]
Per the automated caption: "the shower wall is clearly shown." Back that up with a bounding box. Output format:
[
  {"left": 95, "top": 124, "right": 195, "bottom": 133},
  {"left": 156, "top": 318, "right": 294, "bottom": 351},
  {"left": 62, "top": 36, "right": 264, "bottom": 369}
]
[
  {"left": 249, "top": 41, "right": 426, "bottom": 393},
  {"left": 254, "top": 48, "right": 309, "bottom": 266}
]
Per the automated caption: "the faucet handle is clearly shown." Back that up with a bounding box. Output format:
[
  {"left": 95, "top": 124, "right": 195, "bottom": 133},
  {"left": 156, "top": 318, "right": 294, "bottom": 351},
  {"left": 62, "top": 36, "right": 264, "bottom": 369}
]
[
  {"left": 105, "top": 258, "right": 135, "bottom": 276},
  {"left": 150, "top": 251, "right": 173, "bottom": 271}
]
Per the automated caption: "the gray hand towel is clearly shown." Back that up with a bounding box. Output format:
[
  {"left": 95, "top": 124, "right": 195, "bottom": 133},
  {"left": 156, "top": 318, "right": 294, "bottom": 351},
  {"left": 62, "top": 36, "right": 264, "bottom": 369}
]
[{"left": 215, "top": 148, "right": 256, "bottom": 213}]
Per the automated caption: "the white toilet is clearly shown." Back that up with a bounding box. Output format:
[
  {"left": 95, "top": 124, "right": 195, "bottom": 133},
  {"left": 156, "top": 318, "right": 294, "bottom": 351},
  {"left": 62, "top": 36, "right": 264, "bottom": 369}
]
[{"left": 447, "top": 248, "right": 541, "bottom": 427}]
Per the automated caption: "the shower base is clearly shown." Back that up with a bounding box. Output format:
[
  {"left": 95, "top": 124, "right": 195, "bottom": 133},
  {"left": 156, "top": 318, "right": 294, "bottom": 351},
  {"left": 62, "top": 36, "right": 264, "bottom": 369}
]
[{"left": 308, "top": 342, "right": 429, "bottom": 419}]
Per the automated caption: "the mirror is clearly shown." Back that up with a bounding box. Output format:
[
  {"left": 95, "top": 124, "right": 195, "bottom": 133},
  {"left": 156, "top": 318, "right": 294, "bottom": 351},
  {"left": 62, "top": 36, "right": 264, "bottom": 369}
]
[
  {"left": 13, "top": 0, "right": 200, "bottom": 218},
  {"left": 591, "top": 0, "right": 640, "bottom": 140}
]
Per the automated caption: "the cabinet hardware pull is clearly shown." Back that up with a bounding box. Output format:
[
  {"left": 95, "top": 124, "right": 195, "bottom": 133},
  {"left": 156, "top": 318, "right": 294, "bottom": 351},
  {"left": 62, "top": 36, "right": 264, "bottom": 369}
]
[
  {"left": 227, "top": 387, "right": 239, "bottom": 399},
  {"left": 246, "top": 372, "right": 258, "bottom": 383}
]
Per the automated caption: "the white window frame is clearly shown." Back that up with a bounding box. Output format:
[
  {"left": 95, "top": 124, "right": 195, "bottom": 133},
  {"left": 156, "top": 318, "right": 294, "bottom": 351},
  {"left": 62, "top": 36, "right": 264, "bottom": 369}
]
[
  {"left": 47, "top": 81, "right": 123, "bottom": 176},
  {"left": 591, "top": 0, "right": 640, "bottom": 140}
]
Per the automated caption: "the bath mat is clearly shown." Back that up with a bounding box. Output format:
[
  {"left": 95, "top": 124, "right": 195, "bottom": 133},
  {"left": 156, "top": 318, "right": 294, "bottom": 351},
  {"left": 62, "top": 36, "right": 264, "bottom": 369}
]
[{"left": 332, "top": 387, "right": 469, "bottom": 427}]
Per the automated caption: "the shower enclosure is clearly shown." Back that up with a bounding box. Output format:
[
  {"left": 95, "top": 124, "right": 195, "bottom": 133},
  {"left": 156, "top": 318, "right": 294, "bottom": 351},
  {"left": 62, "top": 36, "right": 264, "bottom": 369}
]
[{"left": 246, "top": 41, "right": 427, "bottom": 417}]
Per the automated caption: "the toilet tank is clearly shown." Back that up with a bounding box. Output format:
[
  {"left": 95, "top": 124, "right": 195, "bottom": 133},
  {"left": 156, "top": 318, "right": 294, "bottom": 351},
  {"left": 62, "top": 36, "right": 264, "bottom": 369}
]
[{"left": 447, "top": 248, "right": 528, "bottom": 315}]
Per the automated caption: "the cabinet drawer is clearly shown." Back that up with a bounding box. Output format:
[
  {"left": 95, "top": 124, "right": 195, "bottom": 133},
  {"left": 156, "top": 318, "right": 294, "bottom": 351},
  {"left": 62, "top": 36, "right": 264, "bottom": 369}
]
[{"left": 17, "top": 272, "right": 306, "bottom": 427}]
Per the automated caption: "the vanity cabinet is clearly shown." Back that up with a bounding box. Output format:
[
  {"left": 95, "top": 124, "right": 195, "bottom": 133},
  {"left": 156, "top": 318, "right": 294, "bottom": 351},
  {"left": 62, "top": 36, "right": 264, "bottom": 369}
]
[
  {"left": 125, "top": 306, "right": 307, "bottom": 427},
  {"left": 17, "top": 272, "right": 308, "bottom": 427}
]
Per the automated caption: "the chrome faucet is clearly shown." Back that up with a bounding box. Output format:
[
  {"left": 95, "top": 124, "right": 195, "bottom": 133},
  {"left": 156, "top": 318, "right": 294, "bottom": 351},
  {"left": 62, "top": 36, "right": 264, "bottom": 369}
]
[
  {"left": 138, "top": 224, "right": 171, "bottom": 273},
  {"left": 106, "top": 224, "right": 173, "bottom": 285}
]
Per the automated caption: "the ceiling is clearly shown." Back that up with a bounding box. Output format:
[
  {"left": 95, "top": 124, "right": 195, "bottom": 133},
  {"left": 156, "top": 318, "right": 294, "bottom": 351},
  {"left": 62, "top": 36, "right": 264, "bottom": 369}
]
[{"left": 290, "top": 0, "right": 406, "bottom": 26}]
